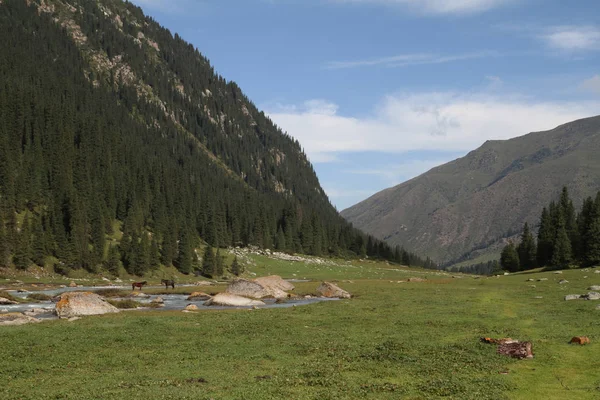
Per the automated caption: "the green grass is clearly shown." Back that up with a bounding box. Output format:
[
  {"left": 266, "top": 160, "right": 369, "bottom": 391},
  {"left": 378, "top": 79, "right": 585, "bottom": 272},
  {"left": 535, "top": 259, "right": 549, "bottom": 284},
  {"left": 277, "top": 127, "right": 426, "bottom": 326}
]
[
  {"left": 1, "top": 263, "right": 599, "bottom": 399},
  {"left": 107, "top": 299, "right": 145, "bottom": 309}
]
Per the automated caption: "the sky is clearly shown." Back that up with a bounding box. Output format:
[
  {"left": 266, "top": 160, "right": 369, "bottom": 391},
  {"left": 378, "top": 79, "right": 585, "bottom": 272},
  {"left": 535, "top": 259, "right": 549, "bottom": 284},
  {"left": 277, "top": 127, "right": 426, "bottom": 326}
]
[{"left": 130, "top": 0, "right": 600, "bottom": 210}]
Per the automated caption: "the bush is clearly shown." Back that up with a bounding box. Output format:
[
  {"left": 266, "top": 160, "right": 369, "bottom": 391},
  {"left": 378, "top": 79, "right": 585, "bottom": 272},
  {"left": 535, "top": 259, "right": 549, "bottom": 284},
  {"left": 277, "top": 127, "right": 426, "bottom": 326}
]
[
  {"left": 27, "top": 293, "right": 52, "bottom": 301},
  {"left": 107, "top": 299, "right": 143, "bottom": 309},
  {"left": 94, "top": 289, "right": 129, "bottom": 298}
]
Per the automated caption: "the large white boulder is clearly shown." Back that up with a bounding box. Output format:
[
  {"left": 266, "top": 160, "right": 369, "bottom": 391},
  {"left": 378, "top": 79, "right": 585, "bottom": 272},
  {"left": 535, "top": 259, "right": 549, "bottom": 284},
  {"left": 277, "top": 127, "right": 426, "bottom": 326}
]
[
  {"left": 55, "top": 292, "right": 120, "bottom": 318},
  {"left": 204, "top": 293, "right": 265, "bottom": 307}
]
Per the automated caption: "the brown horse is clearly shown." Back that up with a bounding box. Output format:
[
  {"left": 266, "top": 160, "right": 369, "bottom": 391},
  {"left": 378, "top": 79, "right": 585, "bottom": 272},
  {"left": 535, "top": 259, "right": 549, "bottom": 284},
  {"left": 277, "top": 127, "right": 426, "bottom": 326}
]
[
  {"left": 161, "top": 279, "right": 175, "bottom": 289},
  {"left": 132, "top": 281, "right": 147, "bottom": 291}
]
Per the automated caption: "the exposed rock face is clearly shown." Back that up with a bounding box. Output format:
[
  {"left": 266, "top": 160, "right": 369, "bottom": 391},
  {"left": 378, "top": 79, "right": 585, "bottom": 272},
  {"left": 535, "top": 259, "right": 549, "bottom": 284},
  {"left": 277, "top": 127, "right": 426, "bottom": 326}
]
[
  {"left": 316, "top": 282, "right": 351, "bottom": 299},
  {"left": 204, "top": 293, "right": 265, "bottom": 307},
  {"left": 55, "top": 292, "right": 120, "bottom": 318},
  {"left": 0, "top": 313, "right": 41, "bottom": 326},
  {"left": 226, "top": 279, "right": 271, "bottom": 299},
  {"left": 497, "top": 341, "right": 534, "bottom": 359},
  {"left": 187, "top": 292, "right": 211, "bottom": 301}
]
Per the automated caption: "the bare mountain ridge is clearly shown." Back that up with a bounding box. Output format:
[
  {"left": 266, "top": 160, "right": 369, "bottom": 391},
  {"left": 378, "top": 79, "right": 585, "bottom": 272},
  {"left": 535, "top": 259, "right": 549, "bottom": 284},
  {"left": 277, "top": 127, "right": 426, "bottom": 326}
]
[{"left": 342, "top": 115, "right": 600, "bottom": 264}]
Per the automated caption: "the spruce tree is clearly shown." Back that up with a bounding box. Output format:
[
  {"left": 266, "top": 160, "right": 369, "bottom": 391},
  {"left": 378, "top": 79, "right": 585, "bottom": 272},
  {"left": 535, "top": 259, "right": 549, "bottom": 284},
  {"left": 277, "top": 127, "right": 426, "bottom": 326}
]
[
  {"left": 13, "top": 215, "right": 32, "bottom": 270},
  {"left": 517, "top": 222, "right": 537, "bottom": 270},
  {"left": 536, "top": 207, "right": 553, "bottom": 267},
  {"left": 550, "top": 211, "right": 572, "bottom": 268},
  {"left": 230, "top": 256, "right": 243, "bottom": 276},
  {"left": 201, "top": 246, "right": 215, "bottom": 278},
  {"left": 500, "top": 242, "right": 520, "bottom": 272},
  {"left": 105, "top": 245, "right": 121, "bottom": 276},
  {"left": 215, "top": 248, "right": 224, "bottom": 277}
]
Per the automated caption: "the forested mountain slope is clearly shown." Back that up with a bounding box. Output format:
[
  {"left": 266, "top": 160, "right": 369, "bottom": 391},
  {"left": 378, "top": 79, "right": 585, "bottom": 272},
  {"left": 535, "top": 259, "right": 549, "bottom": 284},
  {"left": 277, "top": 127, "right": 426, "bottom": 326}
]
[
  {"left": 0, "top": 0, "right": 429, "bottom": 275},
  {"left": 342, "top": 116, "right": 600, "bottom": 265}
]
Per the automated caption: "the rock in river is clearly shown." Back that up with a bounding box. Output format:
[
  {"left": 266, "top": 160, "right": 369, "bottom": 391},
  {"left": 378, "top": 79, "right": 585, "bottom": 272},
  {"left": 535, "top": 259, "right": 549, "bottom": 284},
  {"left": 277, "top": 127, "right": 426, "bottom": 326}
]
[
  {"left": 0, "top": 313, "right": 41, "bottom": 326},
  {"left": 204, "top": 293, "right": 265, "bottom": 307},
  {"left": 55, "top": 292, "right": 120, "bottom": 318}
]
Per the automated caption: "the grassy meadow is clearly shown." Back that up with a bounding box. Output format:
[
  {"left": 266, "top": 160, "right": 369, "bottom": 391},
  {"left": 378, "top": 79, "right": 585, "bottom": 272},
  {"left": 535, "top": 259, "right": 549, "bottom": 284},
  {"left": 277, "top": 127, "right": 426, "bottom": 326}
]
[{"left": 1, "top": 259, "right": 599, "bottom": 399}]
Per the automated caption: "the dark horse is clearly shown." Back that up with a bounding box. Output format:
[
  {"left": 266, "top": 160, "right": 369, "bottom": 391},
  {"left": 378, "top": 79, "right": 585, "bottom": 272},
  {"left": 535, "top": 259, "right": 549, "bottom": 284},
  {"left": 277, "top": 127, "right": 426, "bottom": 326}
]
[
  {"left": 161, "top": 279, "right": 175, "bottom": 289},
  {"left": 132, "top": 281, "right": 147, "bottom": 291}
]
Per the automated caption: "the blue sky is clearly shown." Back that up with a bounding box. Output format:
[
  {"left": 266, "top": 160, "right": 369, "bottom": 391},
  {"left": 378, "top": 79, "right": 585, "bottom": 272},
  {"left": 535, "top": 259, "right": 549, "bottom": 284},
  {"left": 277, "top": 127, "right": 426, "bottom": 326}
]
[{"left": 131, "top": 0, "right": 600, "bottom": 210}]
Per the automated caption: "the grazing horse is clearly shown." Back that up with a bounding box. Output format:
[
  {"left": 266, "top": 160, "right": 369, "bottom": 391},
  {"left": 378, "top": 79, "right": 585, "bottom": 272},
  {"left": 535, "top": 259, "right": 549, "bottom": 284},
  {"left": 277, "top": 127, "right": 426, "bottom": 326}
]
[
  {"left": 161, "top": 279, "right": 175, "bottom": 289},
  {"left": 132, "top": 281, "right": 147, "bottom": 291}
]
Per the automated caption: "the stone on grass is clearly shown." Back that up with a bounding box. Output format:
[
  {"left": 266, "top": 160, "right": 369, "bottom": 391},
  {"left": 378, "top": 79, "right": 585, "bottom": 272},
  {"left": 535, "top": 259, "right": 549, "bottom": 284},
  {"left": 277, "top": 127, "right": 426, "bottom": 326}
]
[
  {"left": 184, "top": 304, "right": 199, "bottom": 311},
  {"left": 538, "top": 278, "right": 548, "bottom": 281},
  {"left": 569, "top": 336, "right": 590, "bottom": 345},
  {"left": 584, "top": 292, "right": 600, "bottom": 300},
  {"left": 559, "top": 280, "right": 569, "bottom": 284},
  {"left": 0, "top": 313, "right": 41, "bottom": 326},
  {"left": 55, "top": 292, "right": 119, "bottom": 319},
  {"left": 554, "top": 271, "right": 563, "bottom": 274},
  {"left": 316, "top": 282, "right": 351, "bottom": 299},
  {"left": 407, "top": 277, "right": 427, "bottom": 283},
  {"left": 497, "top": 341, "right": 533, "bottom": 359},
  {"left": 588, "top": 286, "right": 600, "bottom": 291},
  {"left": 565, "top": 294, "right": 582, "bottom": 301},
  {"left": 204, "top": 293, "right": 265, "bottom": 307}
]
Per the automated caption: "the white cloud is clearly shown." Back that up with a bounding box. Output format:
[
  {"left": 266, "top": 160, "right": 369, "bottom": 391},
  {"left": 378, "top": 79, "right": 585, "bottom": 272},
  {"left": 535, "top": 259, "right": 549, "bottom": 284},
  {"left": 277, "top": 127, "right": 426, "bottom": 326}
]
[
  {"left": 266, "top": 93, "right": 600, "bottom": 163},
  {"left": 580, "top": 75, "right": 600, "bottom": 94},
  {"left": 541, "top": 26, "right": 600, "bottom": 51},
  {"left": 325, "top": 51, "right": 498, "bottom": 69},
  {"left": 347, "top": 158, "right": 453, "bottom": 185},
  {"left": 333, "top": 0, "right": 514, "bottom": 14}
]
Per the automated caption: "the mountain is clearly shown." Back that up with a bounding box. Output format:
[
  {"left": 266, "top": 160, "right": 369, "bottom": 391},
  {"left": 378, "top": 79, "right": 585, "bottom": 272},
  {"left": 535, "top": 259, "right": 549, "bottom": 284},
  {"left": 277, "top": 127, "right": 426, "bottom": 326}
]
[
  {"left": 0, "top": 0, "right": 427, "bottom": 275},
  {"left": 342, "top": 116, "right": 600, "bottom": 265}
]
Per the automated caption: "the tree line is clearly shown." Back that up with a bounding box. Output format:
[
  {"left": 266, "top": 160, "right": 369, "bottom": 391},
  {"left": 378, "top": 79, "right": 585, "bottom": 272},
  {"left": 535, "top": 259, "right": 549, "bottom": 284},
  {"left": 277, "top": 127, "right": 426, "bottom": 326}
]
[{"left": 501, "top": 187, "right": 600, "bottom": 272}]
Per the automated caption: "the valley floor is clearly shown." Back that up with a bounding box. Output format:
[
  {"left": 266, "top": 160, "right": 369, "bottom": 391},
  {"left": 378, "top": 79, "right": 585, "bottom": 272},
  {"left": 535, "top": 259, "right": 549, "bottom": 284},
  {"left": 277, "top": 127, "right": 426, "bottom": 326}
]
[{"left": 1, "top": 259, "right": 599, "bottom": 399}]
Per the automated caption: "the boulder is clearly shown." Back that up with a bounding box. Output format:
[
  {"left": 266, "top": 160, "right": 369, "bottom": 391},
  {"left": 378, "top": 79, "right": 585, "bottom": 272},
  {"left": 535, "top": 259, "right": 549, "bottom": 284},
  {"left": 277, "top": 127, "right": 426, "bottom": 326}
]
[
  {"left": 184, "top": 304, "right": 199, "bottom": 311},
  {"left": 584, "top": 292, "right": 600, "bottom": 300},
  {"left": 565, "top": 294, "right": 582, "bottom": 301},
  {"left": 588, "top": 286, "right": 600, "bottom": 291},
  {"left": 128, "top": 292, "right": 150, "bottom": 298},
  {"left": 0, "top": 297, "right": 18, "bottom": 305},
  {"left": 497, "top": 341, "right": 533, "bottom": 359},
  {"left": 595, "top": 270, "right": 600, "bottom": 274},
  {"left": 407, "top": 277, "right": 426, "bottom": 282},
  {"left": 0, "top": 313, "right": 41, "bottom": 326},
  {"left": 538, "top": 278, "right": 548, "bottom": 281},
  {"left": 254, "top": 275, "right": 295, "bottom": 292},
  {"left": 69, "top": 281, "right": 77, "bottom": 288},
  {"left": 55, "top": 292, "right": 120, "bottom": 318},
  {"left": 187, "top": 292, "right": 211, "bottom": 301},
  {"left": 559, "top": 280, "right": 569, "bottom": 284},
  {"left": 553, "top": 271, "right": 563, "bottom": 274},
  {"left": 204, "top": 293, "right": 265, "bottom": 307},
  {"left": 226, "top": 279, "right": 271, "bottom": 299},
  {"left": 569, "top": 336, "right": 590, "bottom": 345},
  {"left": 194, "top": 281, "right": 213, "bottom": 286},
  {"left": 151, "top": 297, "right": 165, "bottom": 304},
  {"left": 316, "top": 282, "right": 351, "bottom": 299}
]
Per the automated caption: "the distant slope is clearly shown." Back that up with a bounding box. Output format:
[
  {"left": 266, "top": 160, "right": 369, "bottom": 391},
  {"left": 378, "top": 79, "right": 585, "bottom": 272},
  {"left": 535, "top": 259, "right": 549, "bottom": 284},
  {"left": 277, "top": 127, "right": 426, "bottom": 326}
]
[{"left": 342, "top": 116, "right": 600, "bottom": 264}]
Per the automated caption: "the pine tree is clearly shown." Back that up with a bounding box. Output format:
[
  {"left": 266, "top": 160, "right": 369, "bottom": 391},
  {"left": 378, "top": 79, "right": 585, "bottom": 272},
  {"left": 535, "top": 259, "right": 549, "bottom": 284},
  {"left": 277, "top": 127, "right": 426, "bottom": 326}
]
[
  {"left": 537, "top": 207, "right": 553, "bottom": 267},
  {"left": 500, "top": 242, "right": 520, "bottom": 272},
  {"left": 550, "top": 210, "right": 572, "bottom": 268},
  {"left": 201, "top": 246, "right": 215, "bottom": 278},
  {"left": 230, "top": 256, "right": 243, "bottom": 276},
  {"left": 105, "top": 245, "right": 121, "bottom": 276},
  {"left": 13, "top": 215, "right": 32, "bottom": 270},
  {"left": 517, "top": 222, "right": 537, "bottom": 270},
  {"left": 215, "top": 248, "right": 224, "bottom": 277},
  {"left": 31, "top": 215, "right": 47, "bottom": 267}
]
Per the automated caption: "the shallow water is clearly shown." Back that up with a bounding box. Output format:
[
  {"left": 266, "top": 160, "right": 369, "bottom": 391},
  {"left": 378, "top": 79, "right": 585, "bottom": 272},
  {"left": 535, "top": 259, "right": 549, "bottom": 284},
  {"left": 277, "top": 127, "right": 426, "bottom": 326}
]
[{"left": 2, "top": 286, "right": 338, "bottom": 319}]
